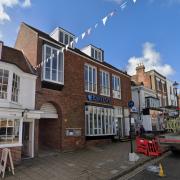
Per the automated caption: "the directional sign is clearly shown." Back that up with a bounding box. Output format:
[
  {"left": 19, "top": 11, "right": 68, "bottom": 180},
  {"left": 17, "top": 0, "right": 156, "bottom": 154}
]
[{"left": 128, "top": 100, "right": 134, "bottom": 109}]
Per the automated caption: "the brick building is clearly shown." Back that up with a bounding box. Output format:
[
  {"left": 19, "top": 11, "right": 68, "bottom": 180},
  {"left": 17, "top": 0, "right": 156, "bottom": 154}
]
[
  {"left": 132, "top": 64, "right": 168, "bottom": 108},
  {"left": 14, "top": 23, "right": 131, "bottom": 157}
]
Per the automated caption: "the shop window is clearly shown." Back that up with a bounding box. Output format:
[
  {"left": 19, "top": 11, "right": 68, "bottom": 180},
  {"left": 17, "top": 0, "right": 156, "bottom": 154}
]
[
  {"left": 0, "top": 119, "right": 21, "bottom": 147},
  {"left": 85, "top": 106, "right": 116, "bottom": 136},
  {"left": 43, "top": 45, "right": 64, "bottom": 85},
  {"left": 11, "top": 73, "right": 20, "bottom": 103},
  {"left": 84, "top": 64, "right": 97, "bottom": 93},
  {"left": 112, "top": 75, "right": 121, "bottom": 99},
  {"left": 0, "top": 69, "right": 9, "bottom": 99},
  {"left": 100, "top": 70, "right": 110, "bottom": 96}
]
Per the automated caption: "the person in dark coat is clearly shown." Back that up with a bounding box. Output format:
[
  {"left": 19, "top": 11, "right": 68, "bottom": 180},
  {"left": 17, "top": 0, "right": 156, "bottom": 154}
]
[{"left": 140, "top": 125, "right": 145, "bottom": 136}]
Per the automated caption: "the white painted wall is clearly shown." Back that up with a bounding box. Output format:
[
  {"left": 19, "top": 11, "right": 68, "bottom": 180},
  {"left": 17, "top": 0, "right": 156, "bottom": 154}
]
[
  {"left": 131, "top": 86, "right": 157, "bottom": 113},
  {"left": 81, "top": 45, "right": 91, "bottom": 57},
  {"left": 0, "top": 61, "right": 36, "bottom": 110},
  {"left": 166, "top": 79, "right": 177, "bottom": 106}
]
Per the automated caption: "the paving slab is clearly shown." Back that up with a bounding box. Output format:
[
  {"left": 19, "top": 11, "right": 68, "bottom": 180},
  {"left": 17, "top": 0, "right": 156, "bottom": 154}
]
[{"left": 3, "top": 142, "right": 153, "bottom": 180}]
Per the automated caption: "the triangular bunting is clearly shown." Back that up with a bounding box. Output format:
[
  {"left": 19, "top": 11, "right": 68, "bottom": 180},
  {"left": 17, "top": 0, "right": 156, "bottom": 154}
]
[{"left": 102, "top": 16, "right": 108, "bottom": 26}]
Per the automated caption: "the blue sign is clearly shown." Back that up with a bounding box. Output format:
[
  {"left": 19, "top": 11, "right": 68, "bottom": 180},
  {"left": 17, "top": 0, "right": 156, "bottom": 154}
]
[
  {"left": 128, "top": 100, "right": 134, "bottom": 108},
  {"left": 87, "top": 94, "right": 111, "bottom": 104}
]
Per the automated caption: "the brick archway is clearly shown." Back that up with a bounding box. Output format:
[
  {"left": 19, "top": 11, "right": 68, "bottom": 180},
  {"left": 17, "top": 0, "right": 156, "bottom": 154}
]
[{"left": 38, "top": 102, "right": 62, "bottom": 153}]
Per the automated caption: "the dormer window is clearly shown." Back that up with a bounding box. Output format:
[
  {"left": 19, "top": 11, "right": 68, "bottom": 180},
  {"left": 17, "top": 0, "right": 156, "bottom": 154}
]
[
  {"left": 50, "top": 28, "right": 75, "bottom": 48},
  {"left": 81, "top": 45, "right": 104, "bottom": 62}
]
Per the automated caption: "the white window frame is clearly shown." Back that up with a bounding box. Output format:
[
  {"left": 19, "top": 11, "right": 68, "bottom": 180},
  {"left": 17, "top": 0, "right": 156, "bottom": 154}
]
[
  {"left": 0, "top": 117, "right": 23, "bottom": 148},
  {"left": 59, "top": 30, "right": 74, "bottom": 48},
  {"left": 112, "top": 74, "right": 121, "bottom": 99},
  {"left": 11, "top": 73, "right": 20, "bottom": 103},
  {"left": 43, "top": 44, "right": 64, "bottom": 85},
  {"left": 0, "top": 69, "right": 9, "bottom": 100},
  {"left": 84, "top": 64, "right": 97, "bottom": 94},
  {"left": 100, "top": 70, "right": 110, "bottom": 97},
  {"left": 156, "top": 78, "right": 160, "bottom": 91},
  {"left": 91, "top": 47, "right": 102, "bottom": 62},
  {"left": 85, "top": 106, "right": 116, "bottom": 136}
]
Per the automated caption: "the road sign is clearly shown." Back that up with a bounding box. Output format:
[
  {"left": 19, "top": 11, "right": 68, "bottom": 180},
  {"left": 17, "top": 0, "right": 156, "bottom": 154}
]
[{"left": 128, "top": 100, "right": 134, "bottom": 109}]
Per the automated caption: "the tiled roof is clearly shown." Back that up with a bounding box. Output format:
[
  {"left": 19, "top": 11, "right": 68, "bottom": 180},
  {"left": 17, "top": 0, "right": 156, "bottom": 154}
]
[{"left": 1, "top": 45, "right": 36, "bottom": 75}]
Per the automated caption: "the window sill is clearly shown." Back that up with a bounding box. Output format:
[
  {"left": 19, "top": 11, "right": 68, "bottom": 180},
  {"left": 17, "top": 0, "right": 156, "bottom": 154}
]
[
  {"left": 42, "top": 79, "right": 64, "bottom": 85},
  {"left": 0, "top": 143, "right": 22, "bottom": 148},
  {"left": 85, "top": 90, "right": 97, "bottom": 94},
  {"left": 100, "top": 93, "right": 110, "bottom": 97},
  {"left": 113, "top": 96, "right": 121, "bottom": 100},
  {"left": 41, "top": 80, "right": 64, "bottom": 91}
]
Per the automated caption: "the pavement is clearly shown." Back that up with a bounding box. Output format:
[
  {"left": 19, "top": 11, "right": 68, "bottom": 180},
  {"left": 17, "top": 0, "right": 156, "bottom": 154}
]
[
  {"left": 129, "top": 152, "right": 180, "bottom": 180},
  {"left": 4, "top": 141, "right": 153, "bottom": 180}
]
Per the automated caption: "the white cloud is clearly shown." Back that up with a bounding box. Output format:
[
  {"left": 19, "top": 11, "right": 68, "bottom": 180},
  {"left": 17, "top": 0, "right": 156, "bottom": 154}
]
[
  {"left": 0, "top": 0, "right": 31, "bottom": 23},
  {"left": 126, "top": 42, "right": 175, "bottom": 77},
  {"left": 21, "top": 0, "right": 31, "bottom": 8}
]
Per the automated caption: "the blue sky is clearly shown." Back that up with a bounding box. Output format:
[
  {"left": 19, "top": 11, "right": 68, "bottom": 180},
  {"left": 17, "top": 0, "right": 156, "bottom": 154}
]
[{"left": 0, "top": 0, "right": 180, "bottom": 85}]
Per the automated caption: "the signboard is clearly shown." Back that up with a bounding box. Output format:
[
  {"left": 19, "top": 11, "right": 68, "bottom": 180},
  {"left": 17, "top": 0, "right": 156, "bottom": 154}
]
[
  {"left": 87, "top": 94, "right": 111, "bottom": 104},
  {"left": 128, "top": 100, "right": 134, "bottom": 109},
  {"left": 0, "top": 148, "right": 14, "bottom": 178}
]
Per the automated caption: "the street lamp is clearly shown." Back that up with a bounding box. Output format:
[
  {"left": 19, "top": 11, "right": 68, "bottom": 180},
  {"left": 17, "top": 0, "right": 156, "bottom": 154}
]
[{"left": 173, "top": 81, "right": 179, "bottom": 117}]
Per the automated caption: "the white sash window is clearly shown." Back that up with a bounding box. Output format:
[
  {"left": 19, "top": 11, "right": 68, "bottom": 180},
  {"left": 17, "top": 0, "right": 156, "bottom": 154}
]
[
  {"left": 112, "top": 75, "right": 121, "bottom": 99},
  {"left": 43, "top": 45, "right": 64, "bottom": 85}
]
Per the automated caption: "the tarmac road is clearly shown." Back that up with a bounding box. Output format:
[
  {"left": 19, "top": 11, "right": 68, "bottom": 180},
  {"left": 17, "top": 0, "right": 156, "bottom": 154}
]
[{"left": 129, "top": 152, "right": 180, "bottom": 180}]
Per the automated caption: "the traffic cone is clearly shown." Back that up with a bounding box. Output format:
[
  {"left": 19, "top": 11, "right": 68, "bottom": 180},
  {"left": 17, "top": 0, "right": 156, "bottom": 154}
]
[{"left": 159, "top": 163, "right": 165, "bottom": 177}]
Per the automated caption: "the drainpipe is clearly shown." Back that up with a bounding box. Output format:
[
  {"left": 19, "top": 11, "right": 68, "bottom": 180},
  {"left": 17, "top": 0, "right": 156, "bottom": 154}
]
[
  {"left": 138, "top": 88, "right": 141, "bottom": 121},
  {"left": 0, "top": 41, "right": 3, "bottom": 60}
]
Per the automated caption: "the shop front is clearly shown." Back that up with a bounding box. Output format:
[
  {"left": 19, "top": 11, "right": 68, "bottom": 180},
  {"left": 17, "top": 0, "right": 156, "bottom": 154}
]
[{"left": 0, "top": 108, "right": 41, "bottom": 162}]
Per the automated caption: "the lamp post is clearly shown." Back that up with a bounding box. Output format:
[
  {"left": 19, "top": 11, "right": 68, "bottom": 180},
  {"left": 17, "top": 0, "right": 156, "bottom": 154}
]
[
  {"left": 128, "top": 100, "right": 134, "bottom": 154},
  {"left": 138, "top": 87, "right": 141, "bottom": 121},
  {"left": 173, "top": 81, "right": 179, "bottom": 117}
]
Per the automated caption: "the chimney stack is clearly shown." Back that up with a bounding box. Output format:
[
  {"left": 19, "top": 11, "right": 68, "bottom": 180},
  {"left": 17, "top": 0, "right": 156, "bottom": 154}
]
[
  {"left": 136, "top": 63, "right": 145, "bottom": 74},
  {"left": 0, "top": 41, "right": 3, "bottom": 60}
]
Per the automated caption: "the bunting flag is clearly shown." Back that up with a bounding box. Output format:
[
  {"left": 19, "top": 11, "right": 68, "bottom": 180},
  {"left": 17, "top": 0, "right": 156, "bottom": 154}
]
[
  {"left": 120, "top": 1, "right": 127, "bottom": 10},
  {"left": 95, "top": 23, "right": 98, "bottom": 29},
  {"left": 33, "top": 0, "right": 138, "bottom": 70},
  {"left": 102, "top": 16, "right": 108, "bottom": 26},
  {"left": 81, "top": 32, "right": 86, "bottom": 39},
  {"left": 65, "top": 44, "right": 69, "bottom": 50},
  {"left": 70, "top": 41, "right": 74, "bottom": 47},
  {"left": 75, "top": 37, "right": 79, "bottom": 44},
  {"left": 62, "top": 47, "right": 65, "bottom": 52},
  {"left": 109, "top": 11, "right": 115, "bottom": 17},
  {"left": 87, "top": 28, "right": 92, "bottom": 35}
]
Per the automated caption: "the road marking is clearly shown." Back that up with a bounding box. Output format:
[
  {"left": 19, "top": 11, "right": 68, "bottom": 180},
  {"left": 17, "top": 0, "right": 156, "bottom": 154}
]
[{"left": 118, "top": 151, "right": 171, "bottom": 180}]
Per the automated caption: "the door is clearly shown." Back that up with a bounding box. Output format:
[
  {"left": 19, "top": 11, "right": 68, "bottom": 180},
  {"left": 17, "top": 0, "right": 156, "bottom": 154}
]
[
  {"left": 22, "top": 122, "right": 34, "bottom": 158},
  {"left": 115, "top": 117, "right": 125, "bottom": 139}
]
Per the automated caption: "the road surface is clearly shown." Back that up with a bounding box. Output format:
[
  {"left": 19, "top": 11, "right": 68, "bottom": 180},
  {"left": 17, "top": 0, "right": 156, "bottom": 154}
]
[{"left": 129, "top": 152, "right": 180, "bottom": 180}]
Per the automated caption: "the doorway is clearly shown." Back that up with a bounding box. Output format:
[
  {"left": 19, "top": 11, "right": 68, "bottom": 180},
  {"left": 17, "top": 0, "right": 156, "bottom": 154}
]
[
  {"left": 116, "top": 117, "right": 125, "bottom": 139},
  {"left": 22, "top": 121, "right": 34, "bottom": 159}
]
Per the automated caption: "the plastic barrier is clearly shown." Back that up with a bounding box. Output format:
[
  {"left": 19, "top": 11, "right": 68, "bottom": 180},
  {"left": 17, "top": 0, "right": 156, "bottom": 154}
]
[
  {"left": 147, "top": 140, "right": 161, "bottom": 156},
  {"left": 136, "top": 137, "right": 148, "bottom": 156},
  {"left": 136, "top": 136, "right": 162, "bottom": 157}
]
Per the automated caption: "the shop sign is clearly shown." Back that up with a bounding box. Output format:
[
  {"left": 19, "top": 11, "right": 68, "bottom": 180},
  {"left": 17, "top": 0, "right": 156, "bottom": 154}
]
[{"left": 86, "top": 94, "right": 111, "bottom": 104}]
